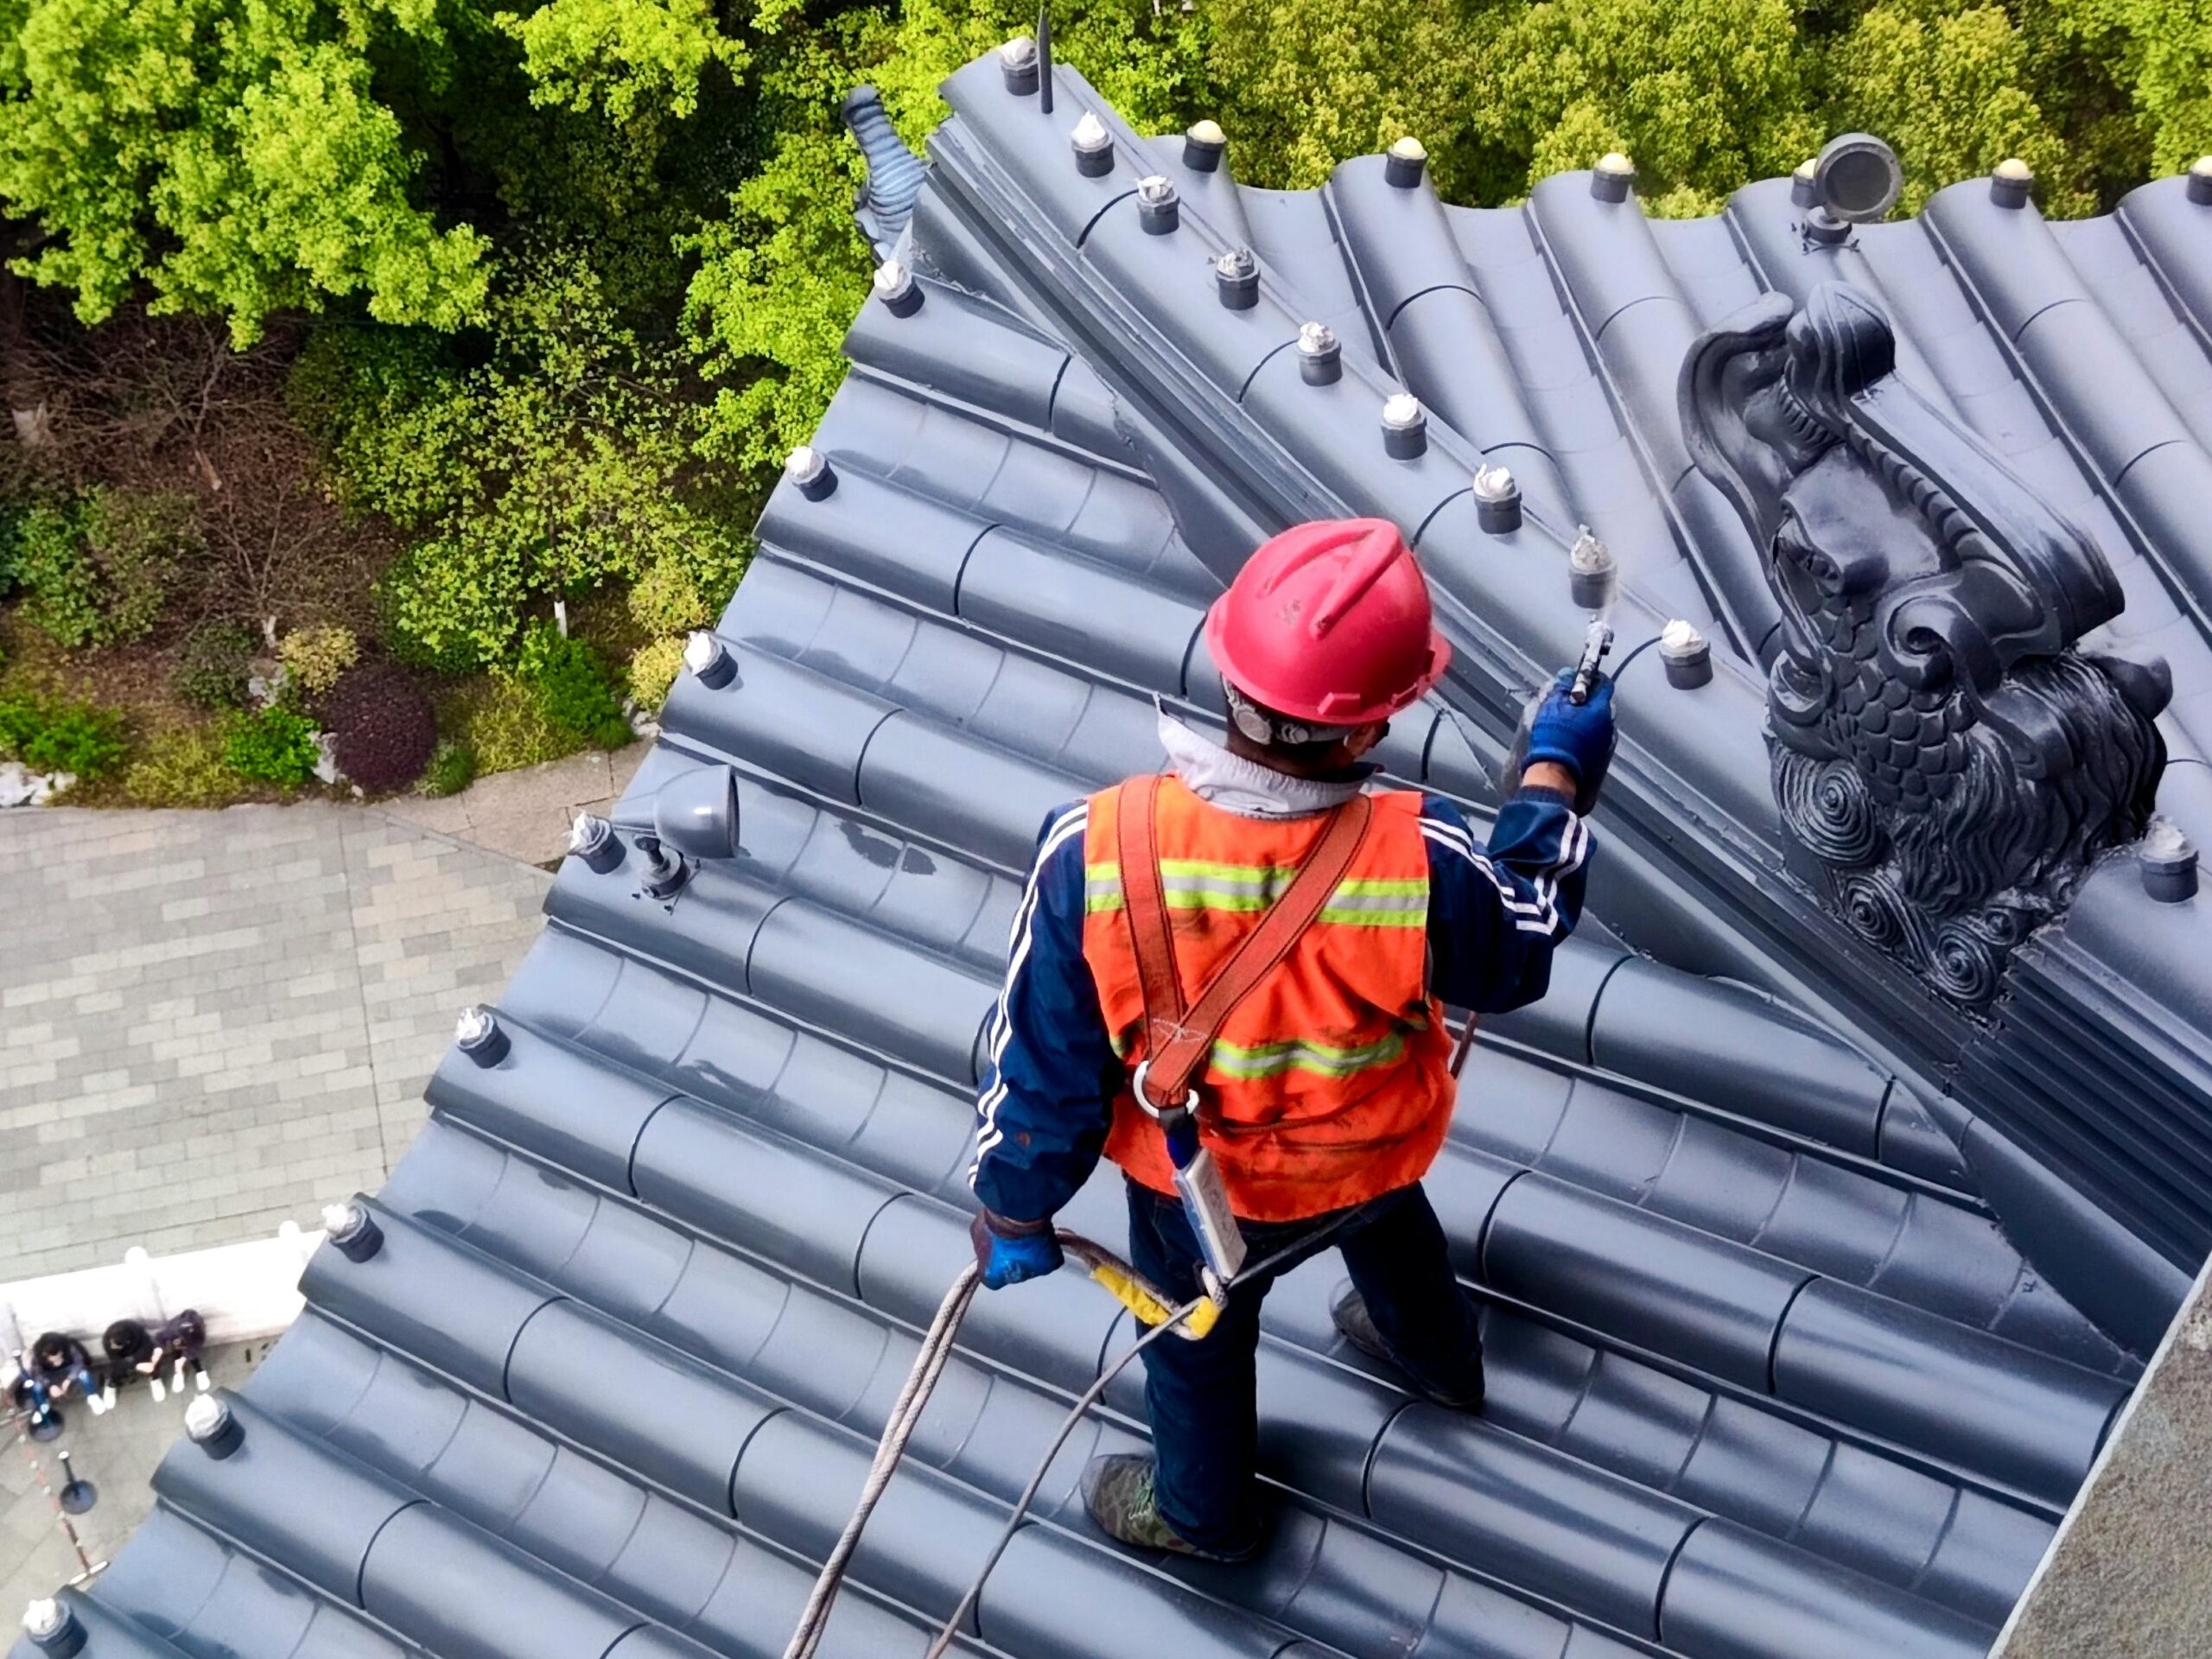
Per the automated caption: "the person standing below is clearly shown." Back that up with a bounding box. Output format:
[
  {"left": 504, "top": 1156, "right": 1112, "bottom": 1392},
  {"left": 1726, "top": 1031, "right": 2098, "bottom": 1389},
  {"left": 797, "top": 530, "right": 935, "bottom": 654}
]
[{"left": 967, "top": 518, "right": 1613, "bottom": 1560}]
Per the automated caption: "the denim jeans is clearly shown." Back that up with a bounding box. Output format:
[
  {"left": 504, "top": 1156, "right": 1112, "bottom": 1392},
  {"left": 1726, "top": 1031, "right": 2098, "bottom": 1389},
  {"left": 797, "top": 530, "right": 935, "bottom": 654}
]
[{"left": 1122, "top": 1174, "right": 1484, "bottom": 1554}]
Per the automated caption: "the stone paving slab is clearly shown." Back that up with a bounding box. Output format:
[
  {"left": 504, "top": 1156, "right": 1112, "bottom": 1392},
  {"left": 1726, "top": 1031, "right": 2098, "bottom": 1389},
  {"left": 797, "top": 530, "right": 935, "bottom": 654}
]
[
  {"left": 0, "top": 805, "right": 550, "bottom": 1279},
  {"left": 377, "top": 743, "right": 649, "bottom": 867},
  {"left": 1994, "top": 1251, "right": 2212, "bottom": 1658}
]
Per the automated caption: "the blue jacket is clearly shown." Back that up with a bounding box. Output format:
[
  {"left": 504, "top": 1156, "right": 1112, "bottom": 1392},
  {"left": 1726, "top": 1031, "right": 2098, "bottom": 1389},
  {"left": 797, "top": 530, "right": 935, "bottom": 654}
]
[{"left": 970, "top": 785, "right": 1592, "bottom": 1224}]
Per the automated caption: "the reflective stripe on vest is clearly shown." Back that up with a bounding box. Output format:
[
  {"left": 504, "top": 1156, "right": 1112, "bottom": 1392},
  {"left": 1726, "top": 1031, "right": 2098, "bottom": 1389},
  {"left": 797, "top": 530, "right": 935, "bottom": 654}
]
[
  {"left": 1084, "top": 861, "right": 1428, "bottom": 926},
  {"left": 1083, "top": 775, "right": 1457, "bottom": 1223}
]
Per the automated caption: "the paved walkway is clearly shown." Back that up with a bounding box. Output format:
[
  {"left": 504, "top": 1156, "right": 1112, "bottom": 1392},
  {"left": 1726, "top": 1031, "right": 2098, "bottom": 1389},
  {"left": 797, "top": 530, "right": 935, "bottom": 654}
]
[
  {"left": 379, "top": 744, "right": 649, "bottom": 867},
  {"left": 0, "top": 805, "right": 551, "bottom": 1279}
]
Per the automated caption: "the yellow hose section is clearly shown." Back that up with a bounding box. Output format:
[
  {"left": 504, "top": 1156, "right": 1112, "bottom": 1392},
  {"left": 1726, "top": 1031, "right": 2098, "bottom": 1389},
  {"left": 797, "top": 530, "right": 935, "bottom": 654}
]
[{"left": 1086, "top": 1261, "right": 1220, "bottom": 1339}]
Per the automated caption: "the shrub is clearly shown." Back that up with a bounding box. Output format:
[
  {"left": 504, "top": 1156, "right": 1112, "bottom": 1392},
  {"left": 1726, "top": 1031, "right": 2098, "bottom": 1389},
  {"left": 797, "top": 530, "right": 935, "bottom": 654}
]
[
  {"left": 173, "top": 620, "right": 258, "bottom": 710},
  {"left": 378, "top": 538, "right": 501, "bottom": 674},
  {"left": 122, "top": 725, "right": 237, "bottom": 807},
  {"left": 223, "top": 706, "right": 321, "bottom": 787},
  {"left": 457, "top": 675, "right": 573, "bottom": 772},
  {"left": 627, "top": 636, "right": 686, "bottom": 713},
  {"left": 11, "top": 501, "right": 101, "bottom": 645},
  {"left": 277, "top": 625, "right": 359, "bottom": 697},
  {"left": 322, "top": 661, "right": 435, "bottom": 791},
  {"left": 422, "top": 738, "right": 478, "bottom": 797},
  {"left": 0, "top": 691, "right": 130, "bottom": 779},
  {"left": 517, "top": 621, "right": 633, "bottom": 749},
  {"left": 11, "top": 491, "right": 188, "bottom": 648},
  {"left": 627, "top": 556, "right": 712, "bottom": 636}
]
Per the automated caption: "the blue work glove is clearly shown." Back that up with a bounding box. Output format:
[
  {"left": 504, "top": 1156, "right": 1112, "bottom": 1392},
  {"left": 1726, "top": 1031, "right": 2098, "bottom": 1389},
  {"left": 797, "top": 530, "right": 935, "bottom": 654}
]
[
  {"left": 970, "top": 1209, "right": 1065, "bottom": 1289},
  {"left": 1522, "top": 670, "right": 1617, "bottom": 788}
]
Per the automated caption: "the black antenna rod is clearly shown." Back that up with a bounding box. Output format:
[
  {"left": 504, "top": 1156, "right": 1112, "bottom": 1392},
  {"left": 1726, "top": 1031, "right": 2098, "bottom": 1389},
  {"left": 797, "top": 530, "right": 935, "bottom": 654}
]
[{"left": 1036, "top": 3, "right": 1053, "bottom": 113}]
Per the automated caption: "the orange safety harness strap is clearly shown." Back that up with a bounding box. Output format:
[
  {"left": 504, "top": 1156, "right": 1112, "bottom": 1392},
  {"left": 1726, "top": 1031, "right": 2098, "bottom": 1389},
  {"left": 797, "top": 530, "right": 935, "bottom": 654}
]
[{"left": 1117, "top": 774, "right": 1376, "bottom": 1115}]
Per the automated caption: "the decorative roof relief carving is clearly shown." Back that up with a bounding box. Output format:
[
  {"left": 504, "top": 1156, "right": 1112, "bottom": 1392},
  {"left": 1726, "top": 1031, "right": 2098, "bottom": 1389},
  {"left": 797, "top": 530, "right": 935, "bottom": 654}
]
[{"left": 1681, "top": 283, "right": 2170, "bottom": 1012}]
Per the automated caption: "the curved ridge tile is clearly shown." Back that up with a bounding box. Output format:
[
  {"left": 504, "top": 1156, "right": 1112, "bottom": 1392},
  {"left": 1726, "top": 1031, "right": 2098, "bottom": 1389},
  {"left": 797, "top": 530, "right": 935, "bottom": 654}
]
[
  {"left": 1922, "top": 179, "right": 2212, "bottom": 646},
  {"left": 2118, "top": 173, "right": 2212, "bottom": 354},
  {"left": 1526, "top": 171, "right": 1767, "bottom": 654}
]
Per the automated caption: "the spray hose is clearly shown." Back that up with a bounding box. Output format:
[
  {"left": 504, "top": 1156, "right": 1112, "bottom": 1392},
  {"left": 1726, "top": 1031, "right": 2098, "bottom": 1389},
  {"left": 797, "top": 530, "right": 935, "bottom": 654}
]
[{"left": 777, "top": 1218, "right": 1350, "bottom": 1659}]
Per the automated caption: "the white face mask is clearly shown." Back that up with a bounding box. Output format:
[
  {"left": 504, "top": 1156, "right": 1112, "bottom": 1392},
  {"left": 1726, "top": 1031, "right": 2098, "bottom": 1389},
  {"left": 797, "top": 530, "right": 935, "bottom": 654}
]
[{"left": 1154, "top": 706, "right": 1369, "bottom": 821}]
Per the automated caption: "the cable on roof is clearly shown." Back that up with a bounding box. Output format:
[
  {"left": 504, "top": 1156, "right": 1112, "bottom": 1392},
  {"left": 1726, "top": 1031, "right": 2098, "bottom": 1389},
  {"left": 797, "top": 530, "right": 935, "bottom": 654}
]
[{"left": 777, "top": 1217, "right": 1361, "bottom": 1659}]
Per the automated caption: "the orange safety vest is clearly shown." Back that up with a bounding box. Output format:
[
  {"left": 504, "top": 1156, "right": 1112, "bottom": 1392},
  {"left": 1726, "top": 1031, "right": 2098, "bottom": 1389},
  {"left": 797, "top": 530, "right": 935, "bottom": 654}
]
[{"left": 1084, "top": 774, "right": 1457, "bottom": 1222}]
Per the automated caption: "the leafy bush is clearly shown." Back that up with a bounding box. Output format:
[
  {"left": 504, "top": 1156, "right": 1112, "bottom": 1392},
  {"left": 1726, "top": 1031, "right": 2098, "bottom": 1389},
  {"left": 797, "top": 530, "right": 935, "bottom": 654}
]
[
  {"left": 422, "top": 738, "right": 478, "bottom": 796},
  {"left": 375, "top": 547, "right": 501, "bottom": 674},
  {"left": 0, "top": 690, "right": 130, "bottom": 779},
  {"left": 277, "top": 624, "right": 359, "bottom": 696},
  {"left": 173, "top": 620, "right": 258, "bottom": 709},
  {"left": 517, "top": 621, "right": 634, "bottom": 749},
  {"left": 627, "top": 636, "right": 686, "bottom": 713},
  {"left": 322, "top": 660, "right": 435, "bottom": 791},
  {"left": 627, "top": 556, "right": 713, "bottom": 636},
  {"left": 301, "top": 262, "right": 747, "bottom": 671},
  {"left": 222, "top": 706, "right": 321, "bottom": 787},
  {"left": 448, "top": 674, "right": 575, "bottom": 772},
  {"left": 122, "top": 724, "right": 238, "bottom": 806},
  {"left": 10, "top": 491, "right": 189, "bottom": 648}
]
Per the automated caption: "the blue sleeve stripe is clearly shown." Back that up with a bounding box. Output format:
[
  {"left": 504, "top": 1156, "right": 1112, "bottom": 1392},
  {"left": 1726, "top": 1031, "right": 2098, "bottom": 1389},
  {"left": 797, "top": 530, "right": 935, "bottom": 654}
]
[
  {"left": 1421, "top": 810, "right": 1589, "bottom": 938},
  {"left": 972, "top": 803, "right": 1090, "bottom": 1173}
]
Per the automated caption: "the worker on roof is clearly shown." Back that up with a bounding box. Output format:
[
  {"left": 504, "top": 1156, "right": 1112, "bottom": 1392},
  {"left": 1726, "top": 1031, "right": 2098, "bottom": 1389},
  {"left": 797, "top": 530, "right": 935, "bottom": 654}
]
[{"left": 967, "top": 517, "right": 1612, "bottom": 1561}]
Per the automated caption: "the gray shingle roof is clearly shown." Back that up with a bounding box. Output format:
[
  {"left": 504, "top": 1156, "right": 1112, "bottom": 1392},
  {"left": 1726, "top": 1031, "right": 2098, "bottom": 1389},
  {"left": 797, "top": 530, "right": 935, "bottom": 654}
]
[{"left": 22, "top": 54, "right": 2212, "bottom": 1659}]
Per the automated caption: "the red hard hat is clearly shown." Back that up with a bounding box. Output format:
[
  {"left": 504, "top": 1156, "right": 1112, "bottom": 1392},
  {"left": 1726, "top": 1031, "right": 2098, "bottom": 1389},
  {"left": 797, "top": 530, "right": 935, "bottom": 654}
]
[{"left": 1205, "top": 518, "right": 1451, "bottom": 725}]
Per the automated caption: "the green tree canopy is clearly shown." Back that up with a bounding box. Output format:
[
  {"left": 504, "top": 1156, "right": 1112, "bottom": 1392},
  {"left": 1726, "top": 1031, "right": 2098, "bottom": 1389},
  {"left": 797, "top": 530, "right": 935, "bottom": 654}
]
[
  {"left": 0, "top": 0, "right": 491, "bottom": 339},
  {"left": 3, "top": 0, "right": 2207, "bottom": 688}
]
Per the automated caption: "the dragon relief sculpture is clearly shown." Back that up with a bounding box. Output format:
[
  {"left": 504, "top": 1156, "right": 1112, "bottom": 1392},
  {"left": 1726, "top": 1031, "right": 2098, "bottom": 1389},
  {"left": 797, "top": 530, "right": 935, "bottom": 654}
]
[{"left": 1681, "top": 282, "right": 2169, "bottom": 1012}]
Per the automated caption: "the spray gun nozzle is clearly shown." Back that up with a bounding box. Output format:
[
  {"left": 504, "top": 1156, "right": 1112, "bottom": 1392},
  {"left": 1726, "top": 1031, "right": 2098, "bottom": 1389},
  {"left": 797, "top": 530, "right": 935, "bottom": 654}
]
[{"left": 1569, "top": 620, "right": 1614, "bottom": 705}]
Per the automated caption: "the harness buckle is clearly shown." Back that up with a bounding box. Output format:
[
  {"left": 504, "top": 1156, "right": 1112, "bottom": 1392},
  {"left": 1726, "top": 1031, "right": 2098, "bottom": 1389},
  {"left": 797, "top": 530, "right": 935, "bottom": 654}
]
[{"left": 1128, "top": 1058, "right": 1199, "bottom": 1122}]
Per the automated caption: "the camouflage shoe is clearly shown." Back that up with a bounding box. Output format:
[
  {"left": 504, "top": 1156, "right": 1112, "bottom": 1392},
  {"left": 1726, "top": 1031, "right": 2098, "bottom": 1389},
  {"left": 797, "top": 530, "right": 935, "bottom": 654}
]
[
  {"left": 1081, "top": 1455, "right": 1258, "bottom": 1563},
  {"left": 1331, "top": 1289, "right": 1485, "bottom": 1411}
]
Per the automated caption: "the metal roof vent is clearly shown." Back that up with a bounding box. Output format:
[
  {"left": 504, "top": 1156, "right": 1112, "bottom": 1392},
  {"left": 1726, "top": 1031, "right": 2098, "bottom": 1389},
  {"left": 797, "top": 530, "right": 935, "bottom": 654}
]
[
  {"left": 2187, "top": 155, "right": 2212, "bottom": 205},
  {"left": 1384, "top": 136, "right": 1427, "bottom": 188},
  {"left": 1296, "top": 321, "right": 1341, "bottom": 385},
  {"left": 1568, "top": 526, "right": 1618, "bottom": 609},
  {"left": 569, "top": 811, "right": 624, "bottom": 873},
  {"left": 1215, "top": 247, "right": 1258, "bottom": 309},
  {"left": 1136, "top": 175, "right": 1179, "bottom": 234},
  {"left": 1990, "top": 156, "right": 2033, "bottom": 209},
  {"left": 785, "top": 444, "right": 836, "bottom": 499},
  {"left": 1382, "top": 391, "right": 1427, "bottom": 459},
  {"left": 1473, "top": 464, "right": 1522, "bottom": 533},
  {"left": 1662, "top": 620, "right": 1713, "bottom": 688},
  {"left": 322, "top": 1198, "right": 385, "bottom": 1262},
  {"left": 684, "top": 629, "right": 735, "bottom": 690},
  {"left": 2142, "top": 818, "right": 2198, "bottom": 903},
  {"left": 1071, "top": 111, "right": 1112, "bottom": 176},
  {"left": 871, "top": 255, "right": 921, "bottom": 316},
  {"left": 1591, "top": 151, "right": 1636, "bottom": 202},
  {"left": 841, "top": 86, "right": 927, "bottom": 257},
  {"left": 1814, "top": 133, "right": 1903, "bottom": 222},
  {"left": 454, "top": 1003, "right": 511, "bottom": 1067},
  {"left": 21, "top": 1599, "right": 82, "bottom": 1656},
  {"left": 1184, "top": 119, "right": 1226, "bottom": 172},
  {"left": 999, "top": 34, "right": 1039, "bottom": 94}
]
